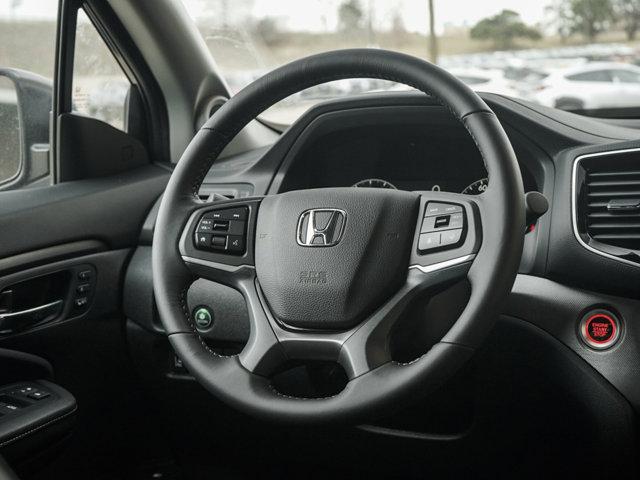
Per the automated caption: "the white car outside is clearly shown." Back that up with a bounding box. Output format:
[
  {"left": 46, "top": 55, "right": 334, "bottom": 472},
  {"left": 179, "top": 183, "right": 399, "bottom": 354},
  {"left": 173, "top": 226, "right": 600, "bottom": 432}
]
[
  {"left": 380, "top": 68, "right": 519, "bottom": 97},
  {"left": 529, "top": 62, "right": 640, "bottom": 110}
]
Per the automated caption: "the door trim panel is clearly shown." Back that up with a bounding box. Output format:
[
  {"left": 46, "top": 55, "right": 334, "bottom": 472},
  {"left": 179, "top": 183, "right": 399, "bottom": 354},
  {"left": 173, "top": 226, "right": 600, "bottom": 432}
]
[{"left": 0, "top": 250, "right": 130, "bottom": 339}]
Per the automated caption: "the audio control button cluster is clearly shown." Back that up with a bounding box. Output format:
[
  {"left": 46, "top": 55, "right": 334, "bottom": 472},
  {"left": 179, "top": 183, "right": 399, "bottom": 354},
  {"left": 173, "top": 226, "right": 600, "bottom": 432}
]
[{"left": 194, "top": 206, "right": 248, "bottom": 255}]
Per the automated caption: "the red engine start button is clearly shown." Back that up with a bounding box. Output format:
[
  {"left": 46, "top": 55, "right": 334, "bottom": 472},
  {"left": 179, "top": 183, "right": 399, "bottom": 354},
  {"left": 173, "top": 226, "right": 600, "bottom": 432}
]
[{"left": 579, "top": 310, "right": 621, "bottom": 350}]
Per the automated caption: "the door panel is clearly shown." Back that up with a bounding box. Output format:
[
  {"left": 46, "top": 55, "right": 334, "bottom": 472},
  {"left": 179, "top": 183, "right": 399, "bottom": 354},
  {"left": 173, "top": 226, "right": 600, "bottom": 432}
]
[
  {"left": 0, "top": 250, "right": 129, "bottom": 337},
  {"left": 0, "top": 166, "right": 170, "bottom": 476},
  {"left": 0, "top": 165, "right": 168, "bottom": 259},
  {"left": 0, "top": 244, "right": 170, "bottom": 477},
  {"left": 0, "top": 0, "right": 174, "bottom": 476}
]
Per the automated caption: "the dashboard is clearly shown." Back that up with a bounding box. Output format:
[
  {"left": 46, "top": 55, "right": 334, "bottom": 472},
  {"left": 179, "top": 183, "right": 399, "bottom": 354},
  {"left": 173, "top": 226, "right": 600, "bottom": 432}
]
[
  {"left": 195, "top": 91, "right": 640, "bottom": 298},
  {"left": 123, "top": 91, "right": 640, "bottom": 471}
]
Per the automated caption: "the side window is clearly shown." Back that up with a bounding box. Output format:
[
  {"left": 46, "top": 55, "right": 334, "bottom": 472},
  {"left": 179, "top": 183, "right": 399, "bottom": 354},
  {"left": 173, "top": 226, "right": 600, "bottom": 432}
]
[
  {"left": 0, "top": 0, "right": 57, "bottom": 190},
  {"left": 72, "top": 9, "right": 130, "bottom": 131},
  {"left": 611, "top": 70, "right": 640, "bottom": 84},
  {"left": 566, "top": 70, "right": 612, "bottom": 83}
]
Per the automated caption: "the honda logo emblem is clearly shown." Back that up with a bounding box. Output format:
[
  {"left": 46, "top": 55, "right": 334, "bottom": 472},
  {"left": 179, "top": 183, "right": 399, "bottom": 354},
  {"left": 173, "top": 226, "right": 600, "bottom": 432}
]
[{"left": 297, "top": 209, "right": 346, "bottom": 247}]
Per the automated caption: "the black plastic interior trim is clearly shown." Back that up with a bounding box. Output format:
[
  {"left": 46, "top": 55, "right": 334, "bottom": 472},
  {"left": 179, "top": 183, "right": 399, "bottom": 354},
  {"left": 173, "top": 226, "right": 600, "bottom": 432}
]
[
  {"left": 123, "top": 312, "right": 638, "bottom": 477},
  {"left": 0, "top": 350, "right": 53, "bottom": 386},
  {"left": 489, "top": 94, "right": 637, "bottom": 142},
  {"left": 0, "top": 241, "right": 106, "bottom": 278},
  {"left": 507, "top": 274, "right": 640, "bottom": 411},
  {"left": 0, "top": 165, "right": 169, "bottom": 258},
  {"left": 52, "top": 0, "right": 79, "bottom": 180},
  {"left": 53, "top": 0, "right": 79, "bottom": 116},
  {"left": 57, "top": 114, "right": 150, "bottom": 182}
]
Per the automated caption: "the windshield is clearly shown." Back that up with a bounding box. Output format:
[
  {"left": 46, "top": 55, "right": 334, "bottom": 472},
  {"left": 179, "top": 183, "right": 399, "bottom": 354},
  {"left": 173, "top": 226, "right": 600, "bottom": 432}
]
[{"left": 182, "top": 0, "right": 640, "bottom": 125}]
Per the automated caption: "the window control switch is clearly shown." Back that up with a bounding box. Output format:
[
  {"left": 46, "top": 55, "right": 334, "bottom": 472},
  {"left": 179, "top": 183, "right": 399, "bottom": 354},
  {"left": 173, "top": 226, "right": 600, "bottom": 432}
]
[{"left": 27, "top": 390, "right": 50, "bottom": 400}]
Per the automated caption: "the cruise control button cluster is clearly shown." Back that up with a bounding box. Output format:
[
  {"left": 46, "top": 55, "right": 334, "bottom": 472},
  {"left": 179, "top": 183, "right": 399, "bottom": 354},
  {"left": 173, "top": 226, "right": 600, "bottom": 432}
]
[
  {"left": 418, "top": 202, "right": 465, "bottom": 253},
  {"left": 194, "top": 206, "right": 248, "bottom": 255}
]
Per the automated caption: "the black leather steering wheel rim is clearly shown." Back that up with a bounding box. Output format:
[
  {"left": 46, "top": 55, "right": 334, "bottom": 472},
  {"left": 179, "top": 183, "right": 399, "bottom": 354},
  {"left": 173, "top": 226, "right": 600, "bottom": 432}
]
[{"left": 152, "top": 49, "right": 524, "bottom": 424}]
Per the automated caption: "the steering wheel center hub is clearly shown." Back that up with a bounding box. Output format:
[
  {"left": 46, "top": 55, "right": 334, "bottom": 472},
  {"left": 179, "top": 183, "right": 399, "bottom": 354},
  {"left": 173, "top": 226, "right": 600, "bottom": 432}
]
[{"left": 255, "top": 188, "right": 419, "bottom": 330}]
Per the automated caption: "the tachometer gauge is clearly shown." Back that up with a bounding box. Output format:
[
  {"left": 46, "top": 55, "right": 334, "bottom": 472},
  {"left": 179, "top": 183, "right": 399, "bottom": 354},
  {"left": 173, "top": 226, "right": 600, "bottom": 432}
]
[
  {"left": 462, "top": 178, "right": 488, "bottom": 195},
  {"left": 353, "top": 178, "right": 397, "bottom": 189}
]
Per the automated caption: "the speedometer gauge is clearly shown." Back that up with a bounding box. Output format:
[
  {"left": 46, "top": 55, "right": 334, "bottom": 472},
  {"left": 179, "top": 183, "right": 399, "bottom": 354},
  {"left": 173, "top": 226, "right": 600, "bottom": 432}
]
[
  {"left": 353, "top": 178, "right": 397, "bottom": 189},
  {"left": 462, "top": 178, "right": 488, "bottom": 195}
]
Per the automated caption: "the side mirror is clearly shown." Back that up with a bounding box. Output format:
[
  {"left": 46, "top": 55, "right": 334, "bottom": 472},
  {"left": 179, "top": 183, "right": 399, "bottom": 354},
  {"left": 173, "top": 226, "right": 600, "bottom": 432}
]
[{"left": 0, "top": 68, "right": 52, "bottom": 189}]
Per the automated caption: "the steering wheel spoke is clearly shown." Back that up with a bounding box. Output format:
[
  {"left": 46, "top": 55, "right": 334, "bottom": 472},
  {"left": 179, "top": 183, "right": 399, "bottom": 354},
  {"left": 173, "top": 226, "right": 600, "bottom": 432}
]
[
  {"left": 247, "top": 246, "right": 473, "bottom": 382},
  {"left": 340, "top": 263, "right": 473, "bottom": 379},
  {"left": 235, "top": 277, "right": 288, "bottom": 376}
]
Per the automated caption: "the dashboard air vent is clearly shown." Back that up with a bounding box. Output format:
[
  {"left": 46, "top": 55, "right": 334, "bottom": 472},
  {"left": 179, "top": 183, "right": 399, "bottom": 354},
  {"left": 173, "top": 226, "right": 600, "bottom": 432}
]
[
  {"left": 585, "top": 168, "right": 640, "bottom": 249},
  {"left": 574, "top": 149, "right": 640, "bottom": 265}
]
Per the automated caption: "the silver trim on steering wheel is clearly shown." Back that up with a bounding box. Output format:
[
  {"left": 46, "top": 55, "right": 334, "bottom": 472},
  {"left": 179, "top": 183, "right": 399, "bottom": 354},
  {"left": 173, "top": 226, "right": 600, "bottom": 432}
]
[{"left": 409, "top": 254, "right": 476, "bottom": 274}]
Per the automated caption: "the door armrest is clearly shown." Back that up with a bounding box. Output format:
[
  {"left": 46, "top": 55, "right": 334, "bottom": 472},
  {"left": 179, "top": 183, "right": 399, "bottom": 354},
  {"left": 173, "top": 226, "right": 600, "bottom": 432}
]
[{"left": 0, "top": 380, "right": 76, "bottom": 464}]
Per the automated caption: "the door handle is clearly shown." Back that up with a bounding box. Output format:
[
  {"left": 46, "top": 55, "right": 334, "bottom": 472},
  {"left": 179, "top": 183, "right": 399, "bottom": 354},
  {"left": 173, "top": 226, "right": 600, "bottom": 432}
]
[{"left": 0, "top": 299, "right": 64, "bottom": 335}]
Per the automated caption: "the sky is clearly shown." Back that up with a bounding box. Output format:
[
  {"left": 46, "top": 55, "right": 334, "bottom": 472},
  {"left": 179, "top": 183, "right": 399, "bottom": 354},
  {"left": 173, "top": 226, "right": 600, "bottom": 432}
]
[
  {"left": 0, "top": 0, "right": 57, "bottom": 19},
  {"left": 0, "top": 0, "right": 551, "bottom": 35}
]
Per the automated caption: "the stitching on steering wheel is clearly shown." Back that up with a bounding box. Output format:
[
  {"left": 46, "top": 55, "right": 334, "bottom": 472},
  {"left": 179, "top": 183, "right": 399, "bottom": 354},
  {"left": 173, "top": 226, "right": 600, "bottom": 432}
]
[
  {"left": 391, "top": 342, "right": 474, "bottom": 367},
  {"left": 267, "top": 383, "right": 342, "bottom": 401}
]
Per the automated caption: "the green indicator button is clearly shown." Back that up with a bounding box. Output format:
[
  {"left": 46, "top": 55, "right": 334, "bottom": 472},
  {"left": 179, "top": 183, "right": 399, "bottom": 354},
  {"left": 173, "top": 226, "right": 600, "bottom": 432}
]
[{"left": 193, "top": 306, "right": 213, "bottom": 329}]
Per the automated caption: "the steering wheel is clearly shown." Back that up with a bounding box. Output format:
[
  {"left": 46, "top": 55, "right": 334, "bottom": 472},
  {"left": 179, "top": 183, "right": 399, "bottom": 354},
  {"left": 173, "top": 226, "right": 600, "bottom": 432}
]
[{"left": 153, "top": 49, "right": 524, "bottom": 424}]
